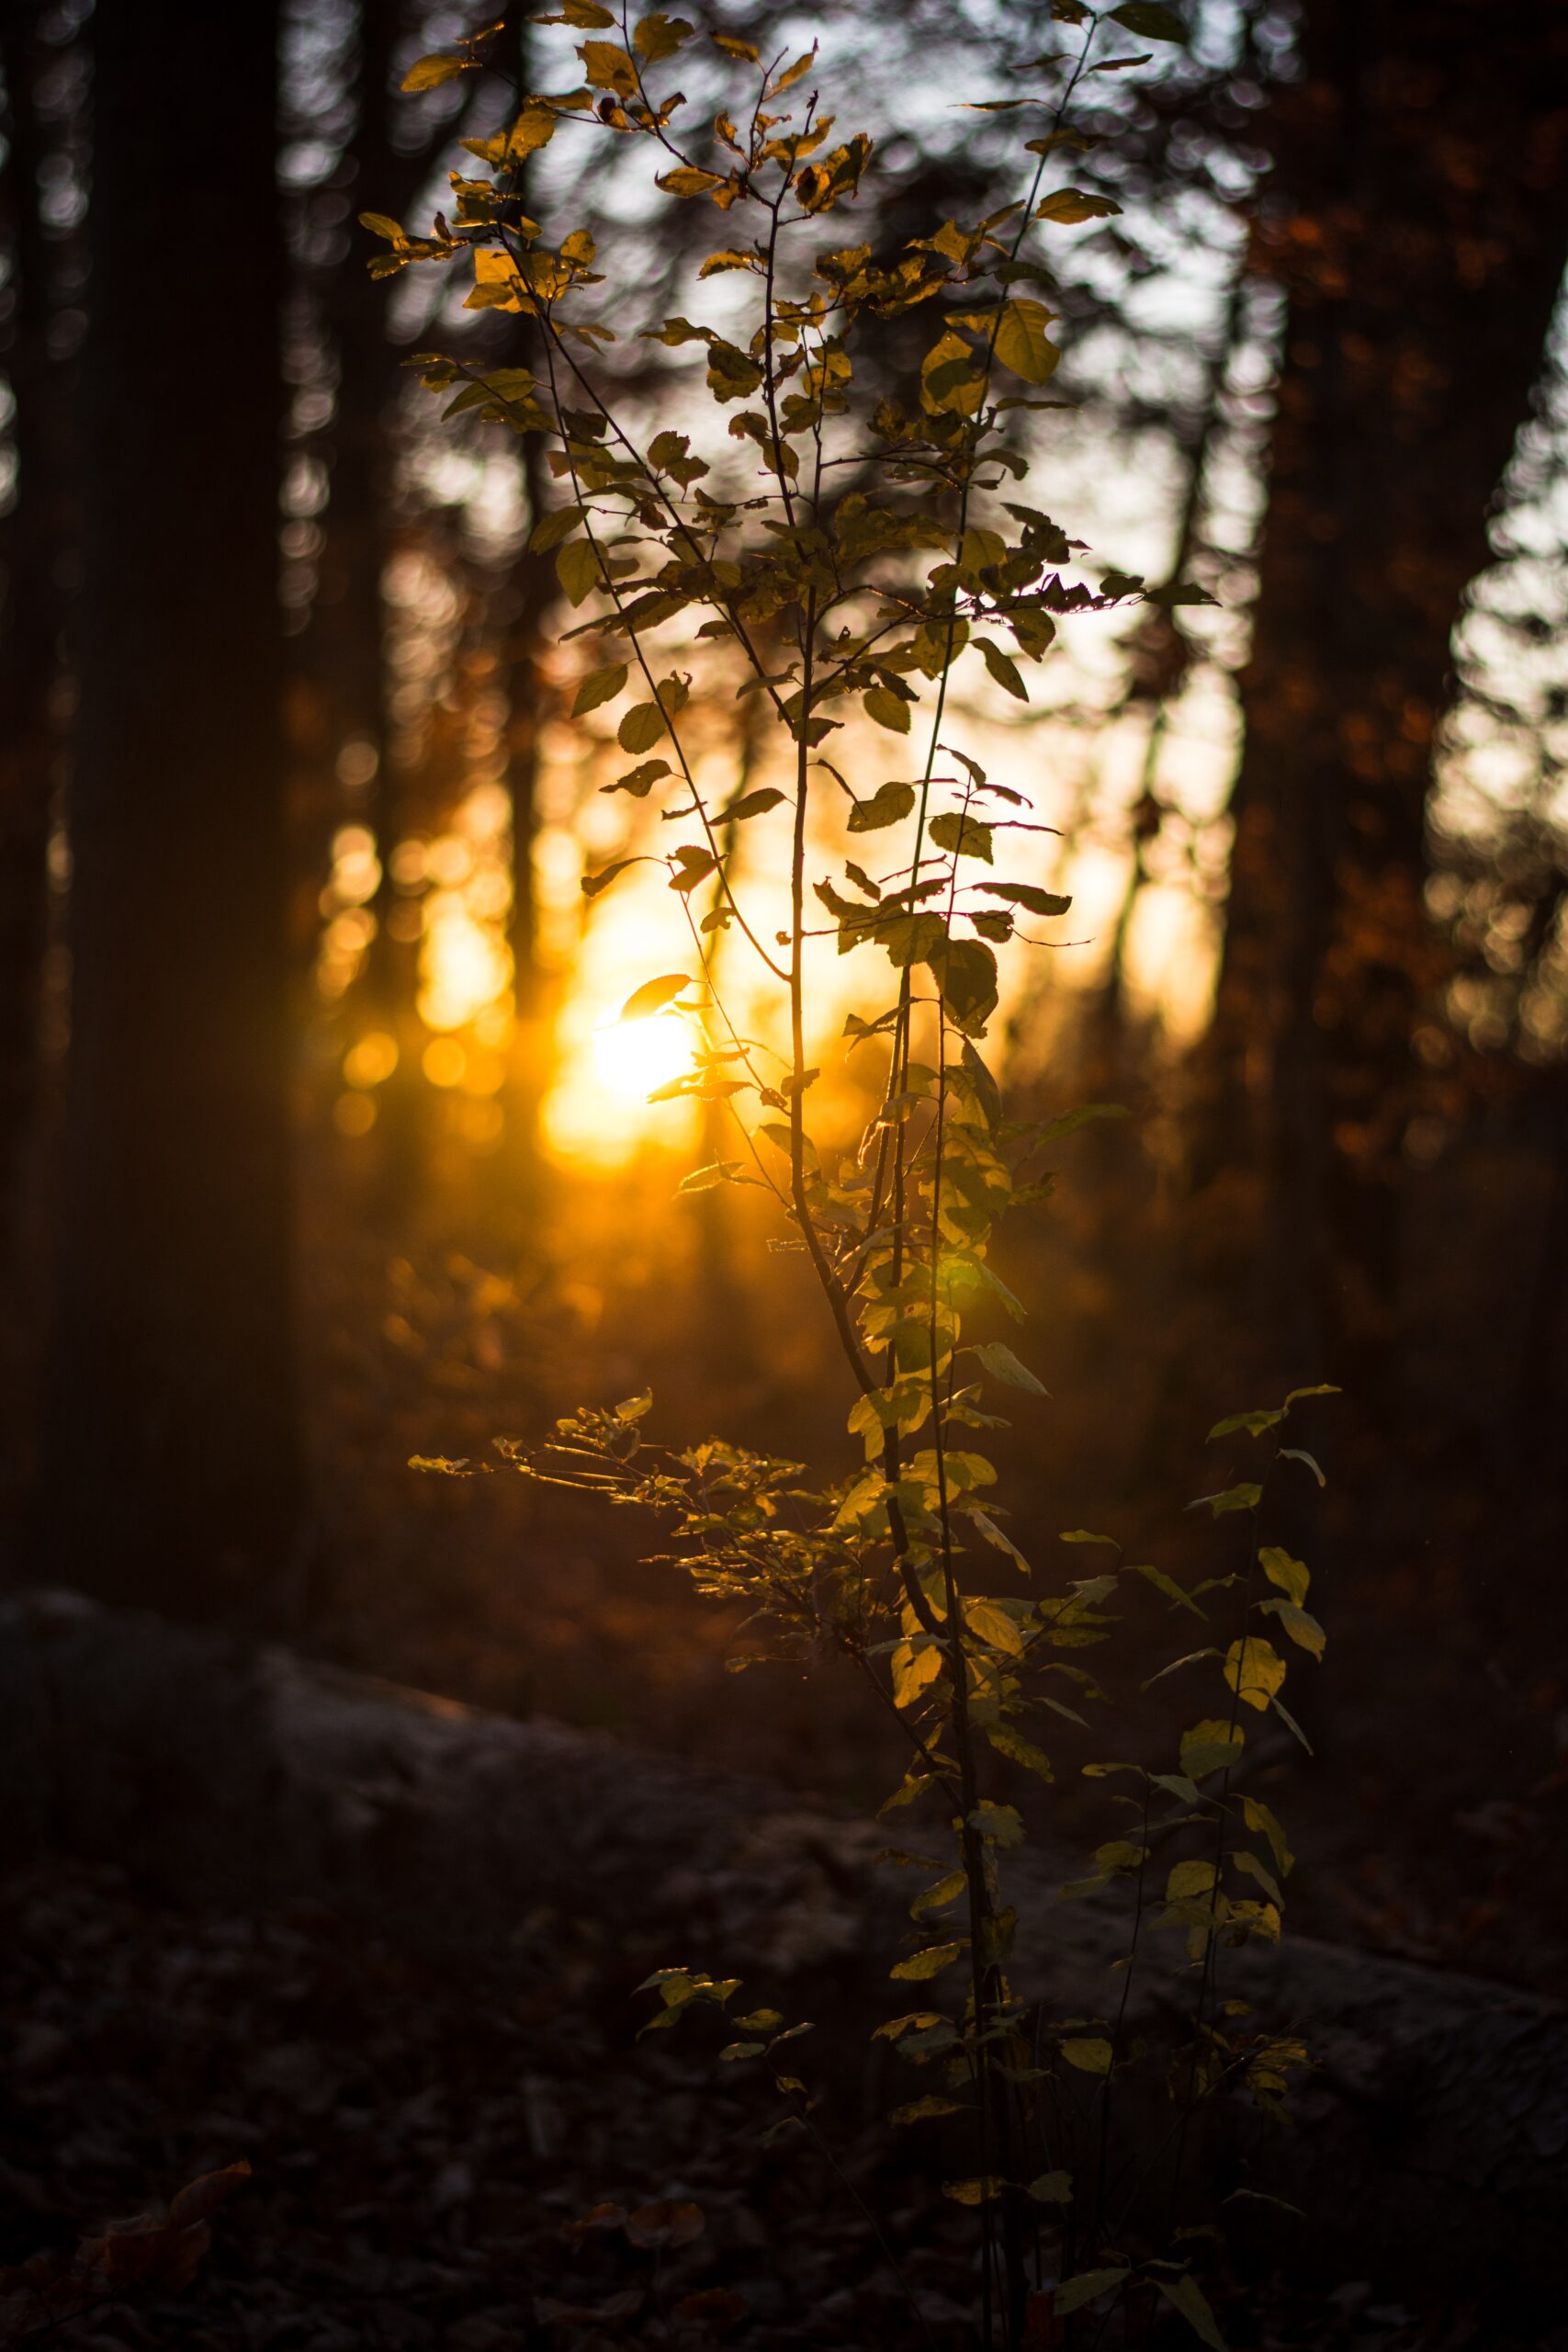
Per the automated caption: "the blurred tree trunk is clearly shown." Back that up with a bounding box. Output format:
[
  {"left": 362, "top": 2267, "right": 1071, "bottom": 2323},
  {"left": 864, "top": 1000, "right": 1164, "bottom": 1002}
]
[
  {"left": 0, "top": 0, "right": 64, "bottom": 1543},
  {"left": 1205, "top": 0, "right": 1568, "bottom": 1392},
  {"left": 46, "top": 0, "right": 299, "bottom": 1621}
]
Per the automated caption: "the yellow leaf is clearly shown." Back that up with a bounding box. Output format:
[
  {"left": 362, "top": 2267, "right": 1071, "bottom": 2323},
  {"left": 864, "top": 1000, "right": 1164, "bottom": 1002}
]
[
  {"left": 920, "top": 329, "right": 984, "bottom": 418},
  {"left": 633, "top": 11, "right": 694, "bottom": 61},
  {"left": 465, "top": 247, "right": 521, "bottom": 312},
  {"left": 942, "top": 2176, "right": 1003, "bottom": 2206},
  {"left": 658, "top": 166, "right": 725, "bottom": 197},
  {"left": 994, "top": 298, "right": 1060, "bottom": 385},
  {"left": 1224, "top": 1634, "right": 1286, "bottom": 1712},
  {"left": 401, "top": 52, "right": 467, "bottom": 91},
  {"left": 1258, "top": 1545, "right": 1309, "bottom": 1605},
  {"left": 1059, "top": 2037, "right": 1113, "bottom": 2075},
  {"left": 964, "top": 1597, "right": 1026, "bottom": 1657},
  {"left": 889, "top": 1636, "right": 944, "bottom": 1709},
  {"left": 1035, "top": 188, "right": 1122, "bottom": 223},
  {"left": 890, "top": 1941, "right": 963, "bottom": 1981}
]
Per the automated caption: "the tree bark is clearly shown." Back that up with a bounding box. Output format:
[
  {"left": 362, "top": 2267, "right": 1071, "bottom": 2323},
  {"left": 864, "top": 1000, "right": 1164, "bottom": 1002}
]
[
  {"left": 1204, "top": 0, "right": 1568, "bottom": 1393},
  {"left": 3, "top": 1587, "right": 1563, "bottom": 2304},
  {"left": 45, "top": 0, "right": 299, "bottom": 1622}
]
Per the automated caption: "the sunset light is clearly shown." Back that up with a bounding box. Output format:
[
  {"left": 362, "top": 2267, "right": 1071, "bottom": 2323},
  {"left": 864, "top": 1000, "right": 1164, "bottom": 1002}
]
[{"left": 591, "top": 1012, "right": 693, "bottom": 1103}]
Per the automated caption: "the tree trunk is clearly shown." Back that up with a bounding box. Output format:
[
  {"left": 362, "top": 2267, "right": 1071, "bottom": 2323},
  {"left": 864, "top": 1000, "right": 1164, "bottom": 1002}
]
[
  {"left": 0, "top": 1, "right": 70, "bottom": 1555},
  {"left": 1204, "top": 0, "right": 1568, "bottom": 1394},
  {"left": 45, "top": 0, "right": 299, "bottom": 1623}
]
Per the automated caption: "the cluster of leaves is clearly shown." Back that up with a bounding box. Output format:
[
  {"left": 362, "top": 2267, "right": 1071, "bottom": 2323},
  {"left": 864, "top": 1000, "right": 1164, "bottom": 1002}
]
[{"left": 389, "top": 5, "right": 1327, "bottom": 2346}]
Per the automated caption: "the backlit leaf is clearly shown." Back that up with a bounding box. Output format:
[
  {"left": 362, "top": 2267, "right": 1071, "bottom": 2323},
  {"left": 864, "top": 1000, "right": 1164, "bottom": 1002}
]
[
  {"left": 864, "top": 685, "right": 913, "bottom": 734},
  {"left": 976, "top": 638, "right": 1029, "bottom": 699},
  {"left": 890, "top": 1941, "right": 963, "bottom": 1981},
  {"left": 1055, "top": 2268, "right": 1129, "bottom": 2317},
  {"left": 1156, "top": 2272, "right": 1226, "bottom": 2350},
  {"left": 619, "top": 972, "right": 690, "bottom": 1023},
  {"left": 1035, "top": 188, "right": 1122, "bottom": 222},
  {"left": 1258, "top": 1545, "right": 1309, "bottom": 1605},
  {"left": 994, "top": 298, "right": 1059, "bottom": 385},
  {"left": 401, "top": 51, "right": 467, "bottom": 90},
  {"left": 849, "top": 781, "right": 916, "bottom": 831},
  {"left": 1027, "top": 2170, "right": 1073, "bottom": 2202},
  {"left": 557, "top": 537, "right": 603, "bottom": 606},
  {"left": 1224, "top": 1635, "right": 1287, "bottom": 1712},
  {"left": 968, "top": 1340, "right": 1049, "bottom": 1396},
  {"left": 618, "top": 701, "right": 669, "bottom": 753},
  {"left": 1059, "top": 2037, "right": 1112, "bottom": 2074},
  {"left": 1109, "top": 0, "right": 1188, "bottom": 40},
  {"left": 573, "top": 662, "right": 628, "bottom": 717}
]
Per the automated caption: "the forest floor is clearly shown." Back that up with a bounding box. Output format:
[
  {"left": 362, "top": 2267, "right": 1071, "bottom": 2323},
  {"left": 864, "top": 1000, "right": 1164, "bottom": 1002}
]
[{"left": 3, "top": 1859, "right": 1564, "bottom": 2352}]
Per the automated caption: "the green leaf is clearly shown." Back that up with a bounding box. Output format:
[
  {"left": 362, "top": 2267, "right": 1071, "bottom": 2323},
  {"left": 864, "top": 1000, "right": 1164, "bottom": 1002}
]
[
  {"left": 1109, "top": 1, "right": 1189, "bottom": 40},
  {"left": 1027, "top": 2170, "right": 1073, "bottom": 2202},
  {"left": 1061, "top": 1529, "right": 1117, "bottom": 1547},
  {"left": 968, "top": 1341, "right": 1049, "bottom": 1396},
  {"left": 1284, "top": 1382, "right": 1340, "bottom": 1408},
  {"left": 1180, "top": 1719, "right": 1243, "bottom": 1781},
  {"left": 572, "top": 662, "right": 628, "bottom": 717},
  {"left": 619, "top": 972, "right": 690, "bottom": 1023},
  {"left": 1059, "top": 2037, "right": 1113, "bottom": 2075},
  {"left": 557, "top": 537, "right": 603, "bottom": 607},
  {"left": 993, "top": 298, "right": 1059, "bottom": 385},
  {"left": 1258, "top": 1597, "right": 1325, "bottom": 1660},
  {"left": 1166, "top": 1858, "right": 1217, "bottom": 1901},
  {"left": 1156, "top": 2272, "right": 1226, "bottom": 2350},
  {"left": 1241, "top": 1795, "right": 1293, "bottom": 1876},
  {"left": 848, "top": 781, "right": 916, "bottom": 832},
  {"left": 1055, "top": 2268, "right": 1129, "bottom": 2318},
  {"left": 1208, "top": 1408, "right": 1281, "bottom": 1440},
  {"left": 1188, "top": 1483, "right": 1261, "bottom": 1518},
  {"left": 618, "top": 701, "right": 669, "bottom": 753},
  {"left": 1131, "top": 1562, "right": 1202, "bottom": 1616},
  {"left": 935, "top": 937, "right": 998, "bottom": 1034},
  {"left": 864, "top": 685, "right": 913, "bottom": 734},
  {"left": 1035, "top": 189, "right": 1122, "bottom": 223},
  {"left": 890, "top": 1941, "right": 963, "bottom": 1981},
  {"left": 1224, "top": 1635, "right": 1287, "bottom": 1713},
  {"left": 401, "top": 51, "right": 467, "bottom": 91},
  {"left": 1258, "top": 1546, "right": 1309, "bottom": 1605}
]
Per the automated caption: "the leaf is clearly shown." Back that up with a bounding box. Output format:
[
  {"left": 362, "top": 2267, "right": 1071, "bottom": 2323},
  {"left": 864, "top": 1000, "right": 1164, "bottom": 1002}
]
[
  {"left": 619, "top": 973, "right": 690, "bottom": 1023},
  {"left": 720, "top": 786, "right": 786, "bottom": 822},
  {"left": 1258, "top": 1597, "right": 1325, "bottom": 1660},
  {"left": 943, "top": 2177, "right": 1004, "bottom": 2206},
  {"left": 1059, "top": 2037, "right": 1113, "bottom": 2075},
  {"left": 1224, "top": 1635, "right": 1287, "bottom": 1713},
  {"left": 864, "top": 685, "right": 913, "bottom": 734},
  {"left": 606, "top": 759, "right": 671, "bottom": 797},
  {"left": 1061, "top": 1529, "right": 1117, "bottom": 1546},
  {"left": 659, "top": 165, "right": 726, "bottom": 197},
  {"left": 1180, "top": 1719, "right": 1244, "bottom": 1780},
  {"left": 1055, "top": 2268, "right": 1129, "bottom": 2317},
  {"left": 931, "top": 810, "right": 993, "bottom": 862},
  {"left": 849, "top": 780, "right": 916, "bottom": 832},
  {"left": 1188, "top": 1483, "right": 1261, "bottom": 1518},
  {"left": 994, "top": 298, "right": 1059, "bottom": 385},
  {"left": 557, "top": 537, "right": 603, "bottom": 607},
  {"left": 1280, "top": 1444, "right": 1325, "bottom": 1486},
  {"left": 891, "top": 1941, "right": 963, "bottom": 1981},
  {"left": 625, "top": 2200, "right": 704, "bottom": 2250},
  {"left": 976, "top": 638, "right": 1028, "bottom": 699},
  {"left": 976, "top": 880, "right": 1072, "bottom": 919},
  {"left": 968, "top": 1341, "right": 1049, "bottom": 1396},
  {"left": 359, "top": 211, "right": 406, "bottom": 243},
  {"left": 1231, "top": 1847, "right": 1284, "bottom": 1908},
  {"left": 711, "top": 30, "right": 759, "bottom": 57},
  {"left": 986, "top": 1720, "right": 1052, "bottom": 1778},
  {"left": 1109, "top": 0, "right": 1189, "bottom": 39},
  {"left": 618, "top": 701, "right": 669, "bottom": 753},
  {"left": 1027, "top": 2170, "right": 1073, "bottom": 2202},
  {"left": 1208, "top": 1408, "right": 1281, "bottom": 1440},
  {"left": 893, "top": 2096, "right": 964, "bottom": 2126},
  {"left": 1132, "top": 1562, "right": 1202, "bottom": 1616},
  {"left": 572, "top": 662, "right": 628, "bottom": 717},
  {"left": 679, "top": 1160, "right": 745, "bottom": 1193},
  {"left": 582, "top": 857, "right": 641, "bottom": 899},
  {"left": 1258, "top": 1546, "right": 1309, "bottom": 1605},
  {"left": 1241, "top": 1794, "right": 1293, "bottom": 1876},
  {"left": 634, "top": 10, "right": 694, "bottom": 60},
  {"left": 969, "top": 1798, "right": 1024, "bottom": 1846},
  {"left": 1166, "top": 1858, "right": 1217, "bottom": 1901},
  {"left": 1284, "top": 1382, "right": 1340, "bottom": 1408},
  {"left": 965, "top": 1598, "right": 1028, "bottom": 1657},
  {"left": 1035, "top": 188, "right": 1122, "bottom": 223},
  {"left": 935, "top": 937, "right": 999, "bottom": 1034},
  {"left": 401, "top": 51, "right": 467, "bottom": 90},
  {"left": 1156, "top": 2272, "right": 1226, "bottom": 2350}
]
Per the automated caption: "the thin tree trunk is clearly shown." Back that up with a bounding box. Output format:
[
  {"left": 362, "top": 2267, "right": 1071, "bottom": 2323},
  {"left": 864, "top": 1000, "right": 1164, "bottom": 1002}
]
[
  {"left": 0, "top": 0, "right": 65, "bottom": 1553},
  {"left": 1203, "top": 0, "right": 1568, "bottom": 1395},
  {"left": 46, "top": 0, "right": 299, "bottom": 1623}
]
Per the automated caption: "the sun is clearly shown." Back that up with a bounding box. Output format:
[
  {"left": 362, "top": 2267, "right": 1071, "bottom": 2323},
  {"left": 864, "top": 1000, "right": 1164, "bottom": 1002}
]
[{"left": 591, "top": 1013, "right": 693, "bottom": 1102}]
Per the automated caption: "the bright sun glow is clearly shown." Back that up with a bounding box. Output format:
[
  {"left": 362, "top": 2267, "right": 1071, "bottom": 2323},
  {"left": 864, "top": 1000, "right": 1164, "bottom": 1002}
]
[{"left": 592, "top": 1014, "right": 692, "bottom": 1102}]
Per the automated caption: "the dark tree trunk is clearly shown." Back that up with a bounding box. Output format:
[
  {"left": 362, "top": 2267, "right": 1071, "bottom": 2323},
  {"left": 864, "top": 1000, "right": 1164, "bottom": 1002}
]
[
  {"left": 0, "top": 0, "right": 66, "bottom": 1546},
  {"left": 1204, "top": 0, "right": 1568, "bottom": 1393},
  {"left": 46, "top": 0, "right": 299, "bottom": 1622}
]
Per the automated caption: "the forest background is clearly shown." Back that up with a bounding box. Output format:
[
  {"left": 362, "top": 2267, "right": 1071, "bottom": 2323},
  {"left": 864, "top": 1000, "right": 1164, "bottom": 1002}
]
[{"left": 2, "top": 0, "right": 1566, "bottom": 1995}]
